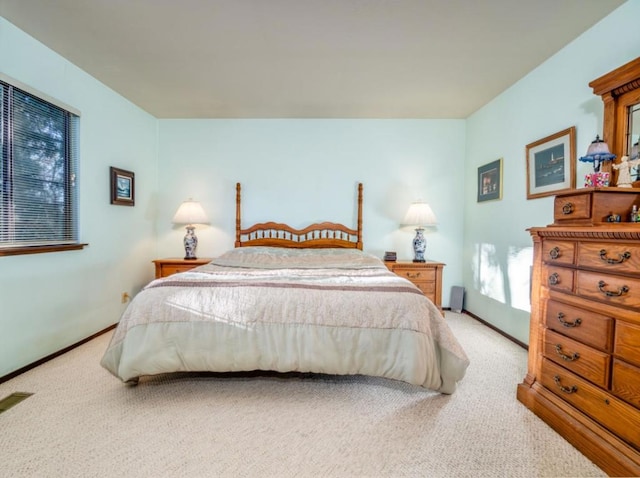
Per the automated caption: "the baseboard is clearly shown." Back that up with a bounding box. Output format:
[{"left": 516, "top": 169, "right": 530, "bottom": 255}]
[
  {"left": 0, "top": 324, "right": 116, "bottom": 384},
  {"left": 462, "top": 309, "right": 528, "bottom": 350}
]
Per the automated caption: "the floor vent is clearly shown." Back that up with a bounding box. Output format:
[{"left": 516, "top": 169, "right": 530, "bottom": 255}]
[{"left": 0, "top": 392, "right": 33, "bottom": 414}]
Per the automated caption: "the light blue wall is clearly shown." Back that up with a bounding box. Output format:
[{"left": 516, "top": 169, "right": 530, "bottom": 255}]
[
  {"left": 156, "top": 119, "right": 466, "bottom": 298},
  {"left": 0, "top": 19, "right": 158, "bottom": 377},
  {"left": 463, "top": 1, "right": 640, "bottom": 343}
]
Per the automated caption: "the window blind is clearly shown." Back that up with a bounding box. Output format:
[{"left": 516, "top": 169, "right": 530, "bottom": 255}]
[{"left": 0, "top": 80, "right": 80, "bottom": 249}]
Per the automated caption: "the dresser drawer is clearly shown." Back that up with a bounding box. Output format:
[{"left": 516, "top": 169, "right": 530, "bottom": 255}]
[
  {"left": 544, "top": 329, "right": 610, "bottom": 388},
  {"left": 614, "top": 320, "right": 640, "bottom": 367},
  {"left": 554, "top": 192, "right": 592, "bottom": 223},
  {"left": 545, "top": 300, "right": 613, "bottom": 352},
  {"left": 578, "top": 242, "right": 640, "bottom": 275},
  {"left": 612, "top": 359, "right": 640, "bottom": 409},
  {"left": 541, "top": 358, "right": 640, "bottom": 450},
  {"left": 576, "top": 270, "right": 640, "bottom": 309},
  {"left": 542, "top": 265, "right": 574, "bottom": 293},
  {"left": 542, "top": 240, "right": 576, "bottom": 266},
  {"left": 391, "top": 267, "right": 436, "bottom": 282}
]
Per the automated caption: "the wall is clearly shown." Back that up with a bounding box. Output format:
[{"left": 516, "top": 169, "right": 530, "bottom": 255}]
[
  {"left": 0, "top": 19, "right": 158, "bottom": 377},
  {"left": 157, "top": 119, "right": 466, "bottom": 299},
  {"left": 463, "top": 0, "right": 640, "bottom": 344}
]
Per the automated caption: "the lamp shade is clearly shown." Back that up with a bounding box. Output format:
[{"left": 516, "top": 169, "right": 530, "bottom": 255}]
[
  {"left": 402, "top": 201, "right": 437, "bottom": 227},
  {"left": 578, "top": 135, "right": 616, "bottom": 171},
  {"left": 172, "top": 199, "right": 209, "bottom": 225}
]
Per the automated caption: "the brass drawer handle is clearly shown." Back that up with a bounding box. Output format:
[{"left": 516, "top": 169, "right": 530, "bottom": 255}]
[
  {"left": 599, "top": 249, "right": 631, "bottom": 264},
  {"left": 554, "top": 375, "right": 578, "bottom": 394},
  {"left": 548, "top": 272, "right": 560, "bottom": 286},
  {"left": 549, "top": 247, "right": 561, "bottom": 260},
  {"left": 597, "top": 280, "right": 629, "bottom": 297},
  {"left": 406, "top": 272, "right": 421, "bottom": 279},
  {"left": 561, "top": 202, "right": 574, "bottom": 215},
  {"left": 555, "top": 344, "right": 580, "bottom": 362},
  {"left": 556, "top": 312, "right": 582, "bottom": 328}
]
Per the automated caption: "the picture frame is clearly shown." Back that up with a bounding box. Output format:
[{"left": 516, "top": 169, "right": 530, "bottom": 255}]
[
  {"left": 110, "top": 167, "right": 135, "bottom": 206},
  {"left": 477, "top": 158, "right": 503, "bottom": 202},
  {"left": 526, "top": 126, "right": 576, "bottom": 199}
]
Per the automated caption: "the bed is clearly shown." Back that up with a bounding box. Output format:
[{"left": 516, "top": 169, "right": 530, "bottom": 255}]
[{"left": 101, "top": 183, "right": 469, "bottom": 393}]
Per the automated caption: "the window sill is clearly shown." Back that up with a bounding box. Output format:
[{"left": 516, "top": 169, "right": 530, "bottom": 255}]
[{"left": 0, "top": 243, "right": 89, "bottom": 257}]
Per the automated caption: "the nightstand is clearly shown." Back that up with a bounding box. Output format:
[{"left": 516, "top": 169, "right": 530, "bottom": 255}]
[
  {"left": 385, "top": 260, "right": 445, "bottom": 313},
  {"left": 153, "top": 257, "right": 212, "bottom": 278}
]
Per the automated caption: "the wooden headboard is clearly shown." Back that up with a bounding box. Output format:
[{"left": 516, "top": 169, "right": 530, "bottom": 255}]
[{"left": 235, "top": 183, "right": 363, "bottom": 249}]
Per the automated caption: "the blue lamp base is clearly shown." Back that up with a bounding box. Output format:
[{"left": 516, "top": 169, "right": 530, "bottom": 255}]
[
  {"left": 412, "top": 228, "right": 426, "bottom": 262},
  {"left": 183, "top": 226, "right": 198, "bottom": 260}
]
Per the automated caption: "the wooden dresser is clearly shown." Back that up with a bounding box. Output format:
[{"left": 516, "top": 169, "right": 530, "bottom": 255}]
[
  {"left": 385, "top": 260, "right": 444, "bottom": 314},
  {"left": 517, "top": 188, "right": 640, "bottom": 476}
]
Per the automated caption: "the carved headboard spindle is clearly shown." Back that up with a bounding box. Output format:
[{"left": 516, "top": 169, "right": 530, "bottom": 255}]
[{"left": 235, "top": 182, "right": 363, "bottom": 249}]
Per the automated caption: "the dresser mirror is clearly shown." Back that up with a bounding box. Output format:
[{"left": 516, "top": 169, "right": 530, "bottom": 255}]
[{"left": 589, "top": 56, "right": 640, "bottom": 187}]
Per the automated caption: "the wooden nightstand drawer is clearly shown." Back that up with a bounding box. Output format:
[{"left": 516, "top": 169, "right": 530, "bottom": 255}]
[
  {"left": 385, "top": 260, "right": 444, "bottom": 313},
  {"left": 153, "top": 258, "right": 212, "bottom": 278},
  {"left": 392, "top": 267, "right": 436, "bottom": 282}
]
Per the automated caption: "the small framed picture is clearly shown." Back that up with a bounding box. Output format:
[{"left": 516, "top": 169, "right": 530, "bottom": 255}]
[
  {"left": 110, "top": 167, "right": 135, "bottom": 206},
  {"left": 477, "top": 158, "right": 503, "bottom": 202},
  {"left": 526, "top": 126, "right": 576, "bottom": 199}
]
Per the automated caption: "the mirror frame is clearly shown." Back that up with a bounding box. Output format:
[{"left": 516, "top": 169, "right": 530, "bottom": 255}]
[{"left": 589, "top": 56, "right": 640, "bottom": 187}]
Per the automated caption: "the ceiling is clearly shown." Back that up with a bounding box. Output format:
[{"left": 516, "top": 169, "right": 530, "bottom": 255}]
[{"left": 0, "top": 0, "right": 626, "bottom": 119}]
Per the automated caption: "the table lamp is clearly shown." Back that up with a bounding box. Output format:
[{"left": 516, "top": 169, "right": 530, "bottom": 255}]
[
  {"left": 172, "top": 199, "right": 209, "bottom": 260},
  {"left": 578, "top": 135, "right": 616, "bottom": 172},
  {"left": 402, "top": 200, "right": 437, "bottom": 263}
]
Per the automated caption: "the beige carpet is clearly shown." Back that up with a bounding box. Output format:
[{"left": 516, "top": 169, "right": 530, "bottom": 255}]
[{"left": 0, "top": 312, "right": 605, "bottom": 477}]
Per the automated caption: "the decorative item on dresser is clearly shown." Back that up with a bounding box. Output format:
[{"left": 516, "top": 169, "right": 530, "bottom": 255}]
[
  {"left": 153, "top": 257, "right": 212, "bottom": 279},
  {"left": 517, "top": 188, "right": 640, "bottom": 476},
  {"left": 385, "top": 260, "right": 444, "bottom": 314}
]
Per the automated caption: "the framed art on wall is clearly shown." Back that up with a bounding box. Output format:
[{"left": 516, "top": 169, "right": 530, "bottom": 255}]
[
  {"left": 110, "top": 167, "right": 135, "bottom": 206},
  {"left": 526, "top": 126, "right": 576, "bottom": 199},
  {"left": 477, "top": 158, "right": 503, "bottom": 202}
]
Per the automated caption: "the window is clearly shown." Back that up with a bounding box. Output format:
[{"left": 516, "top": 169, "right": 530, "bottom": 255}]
[{"left": 0, "top": 77, "right": 83, "bottom": 256}]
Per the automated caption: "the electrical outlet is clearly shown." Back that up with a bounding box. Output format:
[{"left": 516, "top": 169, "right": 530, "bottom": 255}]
[{"left": 121, "top": 292, "right": 130, "bottom": 303}]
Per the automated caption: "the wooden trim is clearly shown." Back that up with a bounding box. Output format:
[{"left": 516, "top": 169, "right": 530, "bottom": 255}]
[
  {"left": 463, "top": 309, "right": 528, "bottom": 350},
  {"left": 0, "top": 243, "right": 88, "bottom": 257},
  {"left": 517, "top": 383, "right": 640, "bottom": 477},
  {"left": 0, "top": 324, "right": 116, "bottom": 384},
  {"left": 588, "top": 57, "right": 640, "bottom": 186},
  {"left": 235, "top": 182, "right": 364, "bottom": 250},
  {"left": 590, "top": 57, "right": 640, "bottom": 98}
]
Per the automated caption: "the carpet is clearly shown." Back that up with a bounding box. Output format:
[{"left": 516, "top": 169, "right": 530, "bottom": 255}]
[{"left": 0, "top": 312, "right": 605, "bottom": 477}]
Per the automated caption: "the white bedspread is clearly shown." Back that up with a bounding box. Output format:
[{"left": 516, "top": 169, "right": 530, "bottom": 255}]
[{"left": 101, "top": 247, "right": 469, "bottom": 393}]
